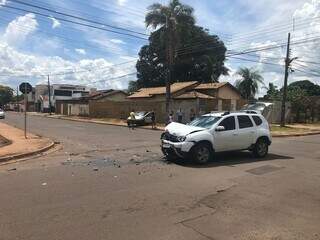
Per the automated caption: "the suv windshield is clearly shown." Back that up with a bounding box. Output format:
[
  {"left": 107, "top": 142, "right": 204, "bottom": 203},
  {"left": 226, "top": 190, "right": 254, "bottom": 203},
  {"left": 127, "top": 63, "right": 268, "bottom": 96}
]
[{"left": 188, "top": 116, "right": 221, "bottom": 129}]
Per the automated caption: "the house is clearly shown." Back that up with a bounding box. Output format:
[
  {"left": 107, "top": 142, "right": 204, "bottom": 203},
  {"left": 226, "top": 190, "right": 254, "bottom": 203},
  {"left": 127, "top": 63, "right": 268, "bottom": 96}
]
[
  {"left": 55, "top": 90, "right": 128, "bottom": 116},
  {"left": 127, "top": 81, "right": 245, "bottom": 122},
  {"left": 35, "top": 84, "right": 96, "bottom": 112}
]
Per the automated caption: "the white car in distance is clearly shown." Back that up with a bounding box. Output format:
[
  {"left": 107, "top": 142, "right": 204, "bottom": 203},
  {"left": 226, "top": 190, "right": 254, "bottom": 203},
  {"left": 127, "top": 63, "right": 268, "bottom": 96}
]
[
  {"left": 161, "top": 111, "right": 272, "bottom": 164},
  {"left": 0, "top": 108, "right": 5, "bottom": 119}
]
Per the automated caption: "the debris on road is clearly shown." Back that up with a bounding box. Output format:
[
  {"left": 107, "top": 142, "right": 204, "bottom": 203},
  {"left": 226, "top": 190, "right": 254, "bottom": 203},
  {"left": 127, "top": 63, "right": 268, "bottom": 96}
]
[
  {"left": 7, "top": 168, "right": 17, "bottom": 171},
  {"left": 41, "top": 182, "right": 47, "bottom": 186}
]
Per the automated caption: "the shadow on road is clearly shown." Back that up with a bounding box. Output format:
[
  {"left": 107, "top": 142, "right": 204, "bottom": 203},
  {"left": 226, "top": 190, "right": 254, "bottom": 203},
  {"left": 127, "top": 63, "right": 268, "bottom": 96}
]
[{"left": 170, "top": 151, "right": 294, "bottom": 168}]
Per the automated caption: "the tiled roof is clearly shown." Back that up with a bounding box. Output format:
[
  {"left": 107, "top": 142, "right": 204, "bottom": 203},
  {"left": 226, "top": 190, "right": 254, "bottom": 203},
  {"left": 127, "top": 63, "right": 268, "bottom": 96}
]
[
  {"left": 91, "top": 90, "right": 127, "bottom": 100},
  {"left": 174, "top": 91, "right": 215, "bottom": 99},
  {"left": 195, "top": 82, "right": 228, "bottom": 90},
  {"left": 128, "top": 81, "right": 198, "bottom": 98}
]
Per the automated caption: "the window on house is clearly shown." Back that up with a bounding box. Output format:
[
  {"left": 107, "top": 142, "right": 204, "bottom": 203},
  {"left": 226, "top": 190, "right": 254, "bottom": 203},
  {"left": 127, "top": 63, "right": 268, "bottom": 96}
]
[{"left": 54, "top": 90, "right": 72, "bottom": 97}]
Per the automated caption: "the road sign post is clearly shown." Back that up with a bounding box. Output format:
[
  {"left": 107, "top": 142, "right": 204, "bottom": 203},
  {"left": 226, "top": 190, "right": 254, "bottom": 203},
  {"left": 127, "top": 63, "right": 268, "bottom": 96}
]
[{"left": 19, "top": 82, "right": 32, "bottom": 139}]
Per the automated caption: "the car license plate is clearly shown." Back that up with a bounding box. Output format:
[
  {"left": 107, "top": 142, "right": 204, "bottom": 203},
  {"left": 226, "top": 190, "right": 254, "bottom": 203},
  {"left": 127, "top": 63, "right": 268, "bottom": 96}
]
[{"left": 162, "top": 143, "right": 171, "bottom": 149}]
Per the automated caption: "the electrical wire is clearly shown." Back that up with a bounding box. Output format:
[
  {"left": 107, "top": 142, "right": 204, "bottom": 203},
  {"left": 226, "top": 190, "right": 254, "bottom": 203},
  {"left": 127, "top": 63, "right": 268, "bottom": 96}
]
[
  {"left": 8, "top": 0, "right": 149, "bottom": 36},
  {"left": 1, "top": 5, "right": 148, "bottom": 40}
]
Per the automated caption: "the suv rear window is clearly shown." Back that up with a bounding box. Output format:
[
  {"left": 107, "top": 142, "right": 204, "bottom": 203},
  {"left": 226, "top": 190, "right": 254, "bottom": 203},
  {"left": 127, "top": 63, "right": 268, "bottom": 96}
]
[
  {"left": 238, "top": 115, "right": 254, "bottom": 129},
  {"left": 252, "top": 116, "right": 263, "bottom": 126},
  {"left": 219, "top": 116, "right": 236, "bottom": 131}
]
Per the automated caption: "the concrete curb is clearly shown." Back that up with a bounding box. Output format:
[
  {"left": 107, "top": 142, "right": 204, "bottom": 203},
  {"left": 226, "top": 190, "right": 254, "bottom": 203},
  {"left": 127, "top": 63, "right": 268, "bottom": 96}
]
[
  {"left": 272, "top": 131, "right": 320, "bottom": 138},
  {"left": 0, "top": 135, "right": 12, "bottom": 148},
  {"left": 0, "top": 140, "right": 56, "bottom": 163},
  {"left": 43, "top": 114, "right": 165, "bottom": 132}
]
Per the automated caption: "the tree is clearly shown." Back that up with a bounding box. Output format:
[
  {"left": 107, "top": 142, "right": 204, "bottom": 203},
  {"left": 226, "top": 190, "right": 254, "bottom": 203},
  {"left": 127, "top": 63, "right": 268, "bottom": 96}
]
[
  {"left": 0, "top": 85, "right": 13, "bottom": 107},
  {"left": 262, "top": 83, "right": 280, "bottom": 101},
  {"left": 235, "top": 67, "right": 264, "bottom": 100},
  {"left": 287, "top": 80, "right": 320, "bottom": 96},
  {"left": 128, "top": 81, "right": 139, "bottom": 93},
  {"left": 135, "top": 0, "right": 228, "bottom": 89}
]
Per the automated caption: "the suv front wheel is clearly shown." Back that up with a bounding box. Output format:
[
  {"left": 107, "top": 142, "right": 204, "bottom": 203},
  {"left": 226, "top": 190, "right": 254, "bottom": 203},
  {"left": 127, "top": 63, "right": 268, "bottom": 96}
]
[
  {"left": 192, "top": 143, "right": 213, "bottom": 164},
  {"left": 253, "top": 138, "right": 269, "bottom": 158}
]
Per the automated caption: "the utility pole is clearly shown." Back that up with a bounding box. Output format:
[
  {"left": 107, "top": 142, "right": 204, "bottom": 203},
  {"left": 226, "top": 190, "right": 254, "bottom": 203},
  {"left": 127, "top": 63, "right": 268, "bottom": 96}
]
[
  {"left": 24, "top": 83, "right": 27, "bottom": 139},
  {"left": 280, "top": 33, "right": 297, "bottom": 127},
  {"left": 47, "top": 75, "right": 52, "bottom": 115},
  {"left": 165, "top": 15, "right": 174, "bottom": 117},
  {"left": 16, "top": 86, "right": 19, "bottom": 112}
]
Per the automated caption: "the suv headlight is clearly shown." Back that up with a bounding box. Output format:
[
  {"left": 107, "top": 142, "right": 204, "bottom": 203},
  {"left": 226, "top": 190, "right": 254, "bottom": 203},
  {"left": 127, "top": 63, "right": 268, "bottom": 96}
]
[{"left": 177, "top": 136, "right": 186, "bottom": 142}]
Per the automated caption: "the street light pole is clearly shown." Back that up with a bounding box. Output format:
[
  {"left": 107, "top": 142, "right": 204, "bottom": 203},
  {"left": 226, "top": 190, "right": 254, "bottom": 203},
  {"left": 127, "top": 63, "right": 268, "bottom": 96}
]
[
  {"left": 165, "top": 15, "right": 175, "bottom": 118},
  {"left": 48, "top": 74, "right": 52, "bottom": 115},
  {"left": 280, "top": 33, "right": 298, "bottom": 127},
  {"left": 16, "top": 86, "right": 19, "bottom": 112},
  {"left": 24, "top": 83, "right": 27, "bottom": 139}
]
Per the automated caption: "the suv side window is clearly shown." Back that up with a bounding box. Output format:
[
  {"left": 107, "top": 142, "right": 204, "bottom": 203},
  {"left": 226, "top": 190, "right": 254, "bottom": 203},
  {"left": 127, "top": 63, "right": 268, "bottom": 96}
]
[
  {"left": 219, "top": 116, "right": 236, "bottom": 131},
  {"left": 252, "top": 116, "right": 263, "bottom": 126},
  {"left": 238, "top": 115, "right": 254, "bottom": 129}
]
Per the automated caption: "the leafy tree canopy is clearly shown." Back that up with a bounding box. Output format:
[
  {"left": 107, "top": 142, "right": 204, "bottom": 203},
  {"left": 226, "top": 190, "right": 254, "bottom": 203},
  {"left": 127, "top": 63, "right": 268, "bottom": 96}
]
[
  {"left": 135, "top": 0, "right": 228, "bottom": 89},
  {"left": 0, "top": 85, "right": 14, "bottom": 106},
  {"left": 235, "top": 67, "right": 264, "bottom": 100}
]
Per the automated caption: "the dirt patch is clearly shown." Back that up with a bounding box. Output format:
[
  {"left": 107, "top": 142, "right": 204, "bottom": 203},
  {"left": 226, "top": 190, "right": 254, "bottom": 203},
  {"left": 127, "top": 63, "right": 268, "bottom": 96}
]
[{"left": 246, "top": 165, "right": 284, "bottom": 175}]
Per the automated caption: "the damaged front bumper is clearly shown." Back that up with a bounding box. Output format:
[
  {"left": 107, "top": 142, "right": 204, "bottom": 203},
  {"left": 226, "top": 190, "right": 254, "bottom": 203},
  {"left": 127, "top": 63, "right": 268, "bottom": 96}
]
[{"left": 161, "top": 140, "right": 195, "bottom": 158}]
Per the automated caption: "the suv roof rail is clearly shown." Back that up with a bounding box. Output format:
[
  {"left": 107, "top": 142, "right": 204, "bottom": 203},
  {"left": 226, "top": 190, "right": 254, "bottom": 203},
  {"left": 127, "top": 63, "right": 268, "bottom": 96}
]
[
  {"left": 241, "top": 110, "right": 259, "bottom": 114},
  {"left": 222, "top": 111, "right": 230, "bottom": 116}
]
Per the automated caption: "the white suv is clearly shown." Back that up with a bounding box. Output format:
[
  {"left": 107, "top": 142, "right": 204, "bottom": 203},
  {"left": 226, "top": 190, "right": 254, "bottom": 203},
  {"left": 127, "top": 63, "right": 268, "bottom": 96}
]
[{"left": 161, "top": 111, "right": 272, "bottom": 164}]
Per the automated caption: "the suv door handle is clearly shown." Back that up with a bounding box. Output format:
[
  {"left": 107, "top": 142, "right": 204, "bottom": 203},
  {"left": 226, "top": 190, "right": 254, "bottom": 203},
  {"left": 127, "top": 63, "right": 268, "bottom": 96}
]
[{"left": 233, "top": 133, "right": 238, "bottom": 136}]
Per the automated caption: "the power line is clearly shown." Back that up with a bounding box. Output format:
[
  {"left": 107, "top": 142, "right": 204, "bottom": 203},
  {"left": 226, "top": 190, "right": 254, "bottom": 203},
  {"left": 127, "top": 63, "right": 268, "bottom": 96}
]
[
  {"left": 90, "top": 72, "right": 137, "bottom": 84},
  {"left": 295, "top": 59, "right": 320, "bottom": 65},
  {"left": 0, "top": 11, "right": 134, "bottom": 54},
  {"left": 177, "top": 35, "right": 320, "bottom": 57},
  {"left": 8, "top": 0, "right": 149, "bottom": 37},
  {"left": 2, "top": 5, "right": 148, "bottom": 40},
  {"left": 227, "top": 56, "right": 283, "bottom": 67},
  {"left": 293, "top": 68, "right": 320, "bottom": 77}
]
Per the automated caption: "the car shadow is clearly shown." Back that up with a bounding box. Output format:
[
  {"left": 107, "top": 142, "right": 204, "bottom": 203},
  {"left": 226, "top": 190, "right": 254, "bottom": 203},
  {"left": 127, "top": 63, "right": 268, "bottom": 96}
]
[{"left": 169, "top": 151, "right": 294, "bottom": 168}]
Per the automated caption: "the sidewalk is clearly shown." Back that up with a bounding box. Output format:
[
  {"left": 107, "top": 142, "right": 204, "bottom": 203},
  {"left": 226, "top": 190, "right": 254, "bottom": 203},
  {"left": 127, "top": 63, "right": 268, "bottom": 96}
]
[{"left": 0, "top": 122, "right": 55, "bottom": 162}]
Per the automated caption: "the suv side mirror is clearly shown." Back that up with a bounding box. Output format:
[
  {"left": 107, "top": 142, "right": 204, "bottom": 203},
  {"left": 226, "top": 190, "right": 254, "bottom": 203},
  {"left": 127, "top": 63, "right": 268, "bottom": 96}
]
[{"left": 215, "top": 126, "right": 225, "bottom": 132}]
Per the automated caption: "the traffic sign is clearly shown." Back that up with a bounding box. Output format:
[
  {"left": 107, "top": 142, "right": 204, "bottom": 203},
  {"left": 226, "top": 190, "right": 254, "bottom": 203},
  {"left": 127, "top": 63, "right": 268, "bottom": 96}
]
[{"left": 19, "top": 82, "right": 32, "bottom": 94}]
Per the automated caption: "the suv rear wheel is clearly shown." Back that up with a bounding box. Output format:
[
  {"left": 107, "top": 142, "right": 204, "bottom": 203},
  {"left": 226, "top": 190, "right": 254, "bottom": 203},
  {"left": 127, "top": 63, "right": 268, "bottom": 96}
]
[
  {"left": 192, "top": 143, "right": 213, "bottom": 164},
  {"left": 253, "top": 138, "right": 269, "bottom": 158}
]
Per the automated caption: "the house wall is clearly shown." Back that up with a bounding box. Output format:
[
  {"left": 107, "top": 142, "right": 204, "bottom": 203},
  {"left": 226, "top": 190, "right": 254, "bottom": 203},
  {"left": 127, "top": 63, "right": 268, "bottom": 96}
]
[
  {"left": 89, "top": 100, "right": 167, "bottom": 122},
  {"left": 217, "top": 85, "right": 242, "bottom": 100},
  {"left": 66, "top": 104, "right": 89, "bottom": 116}
]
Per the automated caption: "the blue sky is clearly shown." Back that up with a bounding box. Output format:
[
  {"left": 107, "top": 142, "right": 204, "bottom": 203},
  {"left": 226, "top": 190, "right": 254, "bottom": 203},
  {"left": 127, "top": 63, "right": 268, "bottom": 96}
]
[{"left": 0, "top": 0, "right": 319, "bottom": 94}]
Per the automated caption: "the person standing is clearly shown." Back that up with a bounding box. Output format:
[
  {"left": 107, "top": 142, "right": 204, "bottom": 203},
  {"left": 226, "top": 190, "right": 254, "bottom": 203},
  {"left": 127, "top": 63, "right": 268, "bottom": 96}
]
[
  {"left": 190, "top": 108, "right": 196, "bottom": 122},
  {"left": 127, "top": 110, "right": 136, "bottom": 130},
  {"left": 177, "top": 108, "right": 183, "bottom": 123},
  {"left": 151, "top": 111, "right": 156, "bottom": 129}
]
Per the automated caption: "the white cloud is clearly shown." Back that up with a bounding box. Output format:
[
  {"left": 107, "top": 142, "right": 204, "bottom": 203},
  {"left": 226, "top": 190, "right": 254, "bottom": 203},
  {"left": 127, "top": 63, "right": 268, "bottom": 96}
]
[
  {"left": 110, "top": 39, "right": 126, "bottom": 44},
  {"left": 0, "top": 0, "right": 6, "bottom": 6},
  {"left": 48, "top": 17, "right": 61, "bottom": 29},
  {"left": 3, "top": 13, "right": 38, "bottom": 46},
  {"left": 0, "top": 43, "right": 135, "bottom": 90},
  {"left": 118, "top": 0, "right": 127, "bottom": 6},
  {"left": 75, "top": 48, "right": 86, "bottom": 55}
]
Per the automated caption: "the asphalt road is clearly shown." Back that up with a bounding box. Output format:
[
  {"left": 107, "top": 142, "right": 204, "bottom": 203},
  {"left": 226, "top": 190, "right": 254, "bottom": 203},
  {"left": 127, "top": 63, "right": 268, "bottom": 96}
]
[{"left": 1, "top": 112, "right": 320, "bottom": 240}]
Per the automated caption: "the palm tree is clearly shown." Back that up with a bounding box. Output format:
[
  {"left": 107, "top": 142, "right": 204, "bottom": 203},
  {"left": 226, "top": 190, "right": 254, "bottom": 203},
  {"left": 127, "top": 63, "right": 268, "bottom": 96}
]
[
  {"left": 235, "top": 67, "right": 264, "bottom": 100},
  {"left": 145, "top": 0, "right": 195, "bottom": 30}
]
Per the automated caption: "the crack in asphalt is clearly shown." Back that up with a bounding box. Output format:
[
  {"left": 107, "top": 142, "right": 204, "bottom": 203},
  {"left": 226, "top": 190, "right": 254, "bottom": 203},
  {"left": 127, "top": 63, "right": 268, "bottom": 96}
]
[{"left": 180, "top": 222, "right": 216, "bottom": 240}]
